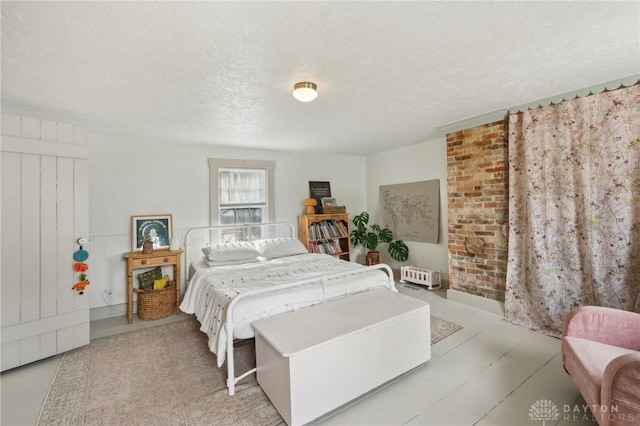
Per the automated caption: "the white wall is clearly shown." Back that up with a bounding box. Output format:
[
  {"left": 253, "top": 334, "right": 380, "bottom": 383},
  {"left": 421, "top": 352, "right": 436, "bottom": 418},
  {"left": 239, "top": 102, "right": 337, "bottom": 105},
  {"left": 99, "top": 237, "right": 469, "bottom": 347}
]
[
  {"left": 364, "top": 137, "right": 449, "bottom": 283},
  {"left": 0, "top": 117, "right": 447, "bottom": 320},
  {"left": 88, "top": 133, "right": 367, "bottom": 318}
]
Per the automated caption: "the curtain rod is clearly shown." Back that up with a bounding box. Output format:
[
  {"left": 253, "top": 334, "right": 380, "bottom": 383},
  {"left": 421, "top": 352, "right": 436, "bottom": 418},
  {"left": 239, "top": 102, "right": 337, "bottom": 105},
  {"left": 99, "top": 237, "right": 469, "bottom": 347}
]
[
  {"left": 437, "top": 74, "right": 640, "bottom": 135},
  {"left": 507, "top": 74, "right": 639, "bottom": 114}
]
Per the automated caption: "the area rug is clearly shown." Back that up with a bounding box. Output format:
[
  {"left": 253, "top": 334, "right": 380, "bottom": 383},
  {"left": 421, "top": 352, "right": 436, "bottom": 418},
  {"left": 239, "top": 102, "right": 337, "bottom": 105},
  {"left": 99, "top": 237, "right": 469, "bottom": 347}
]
[
  {"left": 39, "top": 315, "right": 462, "bottom": 426},
  {"left": 430, "top": 315, "right": 463, "bottom": 344}
]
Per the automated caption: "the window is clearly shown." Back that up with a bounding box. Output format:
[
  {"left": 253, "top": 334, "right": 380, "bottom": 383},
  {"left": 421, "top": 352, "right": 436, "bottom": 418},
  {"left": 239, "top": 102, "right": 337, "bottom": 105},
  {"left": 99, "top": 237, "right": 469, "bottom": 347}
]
[
  {"left": 219, "top": 168, "right": 266, "bottom": 225},
  {"left": 209, "top": 158, "right": 275, "bottom": 231}
]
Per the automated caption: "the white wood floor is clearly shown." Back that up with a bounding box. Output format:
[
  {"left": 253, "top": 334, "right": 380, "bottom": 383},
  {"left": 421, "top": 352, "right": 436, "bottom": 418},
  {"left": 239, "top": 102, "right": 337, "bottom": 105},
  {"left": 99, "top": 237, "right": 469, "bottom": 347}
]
[{"left": 0, "top": 284, "right": 596, "bottom": 426}]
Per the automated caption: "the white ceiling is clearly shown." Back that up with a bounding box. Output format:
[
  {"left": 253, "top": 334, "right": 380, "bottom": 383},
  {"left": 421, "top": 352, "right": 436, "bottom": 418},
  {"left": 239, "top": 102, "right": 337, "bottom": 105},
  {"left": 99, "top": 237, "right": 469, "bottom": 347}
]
[{"left": 2, "top": 1, "right": 639, "bottom": 155}]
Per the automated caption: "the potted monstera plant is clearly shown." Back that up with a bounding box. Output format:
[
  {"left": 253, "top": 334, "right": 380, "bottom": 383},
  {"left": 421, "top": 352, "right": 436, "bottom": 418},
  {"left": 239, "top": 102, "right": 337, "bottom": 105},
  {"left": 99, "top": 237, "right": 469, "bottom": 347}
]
[{"left": 350, "top": 211, "right": 409, "bottom": 265}]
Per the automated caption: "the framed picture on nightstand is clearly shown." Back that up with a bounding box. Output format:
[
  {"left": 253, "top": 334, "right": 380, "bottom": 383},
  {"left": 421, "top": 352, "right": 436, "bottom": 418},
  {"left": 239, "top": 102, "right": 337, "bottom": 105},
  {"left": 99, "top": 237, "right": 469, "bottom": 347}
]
[{"left": 131, "top": 214, "right": 173, "bottom": 251}]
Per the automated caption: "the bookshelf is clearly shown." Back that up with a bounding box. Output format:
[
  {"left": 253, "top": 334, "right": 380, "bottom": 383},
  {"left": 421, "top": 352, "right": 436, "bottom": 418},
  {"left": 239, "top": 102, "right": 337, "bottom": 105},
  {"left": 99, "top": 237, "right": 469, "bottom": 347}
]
[{"left": 299, "top": 213, "right": 350, "bottom": 261}]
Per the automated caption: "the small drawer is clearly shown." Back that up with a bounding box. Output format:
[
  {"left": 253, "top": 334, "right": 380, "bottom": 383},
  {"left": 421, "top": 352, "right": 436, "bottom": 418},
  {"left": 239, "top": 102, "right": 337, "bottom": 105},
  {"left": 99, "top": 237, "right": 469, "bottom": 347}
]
[{"left": 132, "top": 255, "right": 177, "bottom": 268}]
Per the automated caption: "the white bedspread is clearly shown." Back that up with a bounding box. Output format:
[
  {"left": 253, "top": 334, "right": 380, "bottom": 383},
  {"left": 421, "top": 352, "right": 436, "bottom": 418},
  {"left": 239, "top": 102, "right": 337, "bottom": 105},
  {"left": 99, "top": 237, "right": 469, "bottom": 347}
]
[{"left": 179, "top": 253, "right": 395, "bottom": 366}]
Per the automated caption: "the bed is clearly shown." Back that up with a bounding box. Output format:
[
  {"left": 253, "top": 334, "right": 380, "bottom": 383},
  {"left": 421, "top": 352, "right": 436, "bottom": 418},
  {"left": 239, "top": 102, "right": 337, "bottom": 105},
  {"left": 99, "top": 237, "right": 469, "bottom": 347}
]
[{"left": 179, "top": 223, "right": 396, "bottom": 395}]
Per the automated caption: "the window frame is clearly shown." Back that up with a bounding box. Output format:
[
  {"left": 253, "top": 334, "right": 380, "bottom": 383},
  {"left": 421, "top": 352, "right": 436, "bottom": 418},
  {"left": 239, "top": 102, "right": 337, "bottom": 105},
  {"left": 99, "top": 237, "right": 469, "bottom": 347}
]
[{"left": 208, "top": 158, "right": 275, "bottom": 226}]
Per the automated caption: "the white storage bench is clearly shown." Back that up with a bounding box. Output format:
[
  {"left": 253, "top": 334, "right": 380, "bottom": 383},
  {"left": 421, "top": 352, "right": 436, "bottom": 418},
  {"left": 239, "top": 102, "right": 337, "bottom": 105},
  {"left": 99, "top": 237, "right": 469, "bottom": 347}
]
[{"left": 252, "top": 288, "right": 431, "bottom": 426}]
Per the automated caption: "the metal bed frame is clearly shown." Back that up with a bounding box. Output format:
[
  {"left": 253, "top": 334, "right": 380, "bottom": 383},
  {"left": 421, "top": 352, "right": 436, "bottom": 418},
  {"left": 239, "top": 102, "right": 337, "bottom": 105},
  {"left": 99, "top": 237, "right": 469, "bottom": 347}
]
[{"left": 183, "top": 223, "right": 395, "bottom": 395}]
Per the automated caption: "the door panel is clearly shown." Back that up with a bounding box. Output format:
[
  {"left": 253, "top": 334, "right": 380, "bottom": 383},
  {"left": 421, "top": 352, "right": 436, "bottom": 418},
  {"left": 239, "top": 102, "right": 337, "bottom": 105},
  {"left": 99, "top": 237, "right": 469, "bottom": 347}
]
[{"left": 1, "top": 115, "right": 90, "bottom": 371}]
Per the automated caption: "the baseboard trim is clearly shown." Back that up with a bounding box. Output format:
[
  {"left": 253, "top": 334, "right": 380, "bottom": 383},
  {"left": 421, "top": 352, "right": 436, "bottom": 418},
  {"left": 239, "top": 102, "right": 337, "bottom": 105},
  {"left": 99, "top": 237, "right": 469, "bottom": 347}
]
[
  {"left": 92, "top": 290, "right": 504, "bottom": 320},
  {"left": 90, "top": 303, "right": 129, "bottom": 321},
  {"left": 446, "top": 289, "right": 505, "bottom": 316}
]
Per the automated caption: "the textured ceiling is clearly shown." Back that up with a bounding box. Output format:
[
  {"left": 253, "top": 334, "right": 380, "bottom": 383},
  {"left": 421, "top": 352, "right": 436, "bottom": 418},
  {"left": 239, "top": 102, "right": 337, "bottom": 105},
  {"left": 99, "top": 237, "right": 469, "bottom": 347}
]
[{"left": 2, "top": 1, "right": 639, "bottom": 155}]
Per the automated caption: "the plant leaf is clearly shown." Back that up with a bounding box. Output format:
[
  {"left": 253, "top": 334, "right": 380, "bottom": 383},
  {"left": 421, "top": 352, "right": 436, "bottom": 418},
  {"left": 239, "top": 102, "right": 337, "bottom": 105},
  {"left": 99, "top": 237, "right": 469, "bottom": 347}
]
[
  {"left": 378, "top": 228, "right": 393, "bottom": 243},
  {"left": 350, "top": 229, "right": 363, "bottom": 246},
  {"left": 352, "top": 212, "right": 369, "bottom": 228},
  {"left": 388, "top": 240, "right": 409, "bottom": 262},
  {"left": 364, "top": 232, "right": 379, "bottom": 251}
]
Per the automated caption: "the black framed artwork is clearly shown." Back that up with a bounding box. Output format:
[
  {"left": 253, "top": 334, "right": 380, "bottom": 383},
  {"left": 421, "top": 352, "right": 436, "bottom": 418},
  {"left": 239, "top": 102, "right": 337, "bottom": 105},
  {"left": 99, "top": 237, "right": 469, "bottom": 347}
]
[
  {"left": 131, "top": 214, "right": 173, "bottom": 251},
  {"left": 309, "top": 181, "right": 331, "bottom": 214}
]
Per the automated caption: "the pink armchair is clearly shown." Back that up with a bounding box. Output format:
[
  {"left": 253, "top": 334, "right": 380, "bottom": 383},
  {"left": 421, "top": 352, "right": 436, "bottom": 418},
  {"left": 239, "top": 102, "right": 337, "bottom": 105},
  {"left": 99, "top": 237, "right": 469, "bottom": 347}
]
[{"left": 562, "top": 306, "right": 640, "bottom": 426}]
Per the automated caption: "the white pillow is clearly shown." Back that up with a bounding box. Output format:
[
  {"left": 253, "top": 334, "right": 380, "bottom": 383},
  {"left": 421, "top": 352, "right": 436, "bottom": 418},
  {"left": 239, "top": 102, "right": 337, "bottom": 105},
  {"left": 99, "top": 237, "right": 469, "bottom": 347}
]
[
  {"left": 203, "top": 257, "right": 260, "bottom": 267},
  {"left": 201, "top": 242, "right": 260, "bottom": 262},
  {"left": 252, "top": 237, "right": 309, "bottom": 259}
]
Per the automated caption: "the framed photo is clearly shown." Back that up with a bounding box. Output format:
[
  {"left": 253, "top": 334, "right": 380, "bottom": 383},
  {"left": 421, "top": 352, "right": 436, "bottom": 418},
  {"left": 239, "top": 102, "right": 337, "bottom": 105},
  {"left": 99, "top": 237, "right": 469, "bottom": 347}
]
[
  {"left": 309, "top": 181, "right": 331, "bottom": 214},
  {"left": 131, "top": 214, "right": 173, "bottom": 251},
  {"left": 321, "top": 197, "right": 337, "bottom": 207}
]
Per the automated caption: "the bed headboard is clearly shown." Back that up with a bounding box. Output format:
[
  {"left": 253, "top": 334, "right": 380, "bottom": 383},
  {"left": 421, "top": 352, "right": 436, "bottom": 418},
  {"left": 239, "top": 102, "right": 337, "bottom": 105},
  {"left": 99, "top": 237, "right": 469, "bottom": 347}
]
[{"left": 183, "top": 222, "right": 296, "bottom": 283}]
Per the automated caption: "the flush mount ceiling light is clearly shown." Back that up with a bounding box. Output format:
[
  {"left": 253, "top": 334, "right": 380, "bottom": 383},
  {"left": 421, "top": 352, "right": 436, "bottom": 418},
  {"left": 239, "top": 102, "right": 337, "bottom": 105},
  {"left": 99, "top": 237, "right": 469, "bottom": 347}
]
[{"left": 293, "top": 82, "right": 318, "bottom": 102}]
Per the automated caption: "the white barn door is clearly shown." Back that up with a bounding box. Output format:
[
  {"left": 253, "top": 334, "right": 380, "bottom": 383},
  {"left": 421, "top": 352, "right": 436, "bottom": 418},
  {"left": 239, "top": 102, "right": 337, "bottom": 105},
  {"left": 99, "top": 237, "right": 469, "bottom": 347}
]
[{"left": 1, "top": 114, "right": 90, "bottom": 371}]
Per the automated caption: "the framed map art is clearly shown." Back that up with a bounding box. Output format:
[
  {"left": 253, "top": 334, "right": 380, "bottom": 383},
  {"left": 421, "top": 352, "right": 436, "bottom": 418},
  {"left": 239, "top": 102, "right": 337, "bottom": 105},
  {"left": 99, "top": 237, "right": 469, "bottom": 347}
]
[{"left": 379, "top": 180, "right": 440, "bottom": 243}]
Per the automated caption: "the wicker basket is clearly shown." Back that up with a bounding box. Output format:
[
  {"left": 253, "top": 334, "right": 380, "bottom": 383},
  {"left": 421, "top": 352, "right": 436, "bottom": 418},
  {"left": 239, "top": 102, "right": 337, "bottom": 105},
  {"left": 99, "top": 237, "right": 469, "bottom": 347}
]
[{"left": 135, "top": 283, "right": 176, "bottom": 320}]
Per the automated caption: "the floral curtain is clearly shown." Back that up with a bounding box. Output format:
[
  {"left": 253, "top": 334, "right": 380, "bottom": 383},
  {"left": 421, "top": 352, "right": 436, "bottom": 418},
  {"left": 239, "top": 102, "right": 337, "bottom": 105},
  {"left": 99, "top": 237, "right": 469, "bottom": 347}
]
[{"left": 505, "top": 84, "right": 640, "bottom": 336}]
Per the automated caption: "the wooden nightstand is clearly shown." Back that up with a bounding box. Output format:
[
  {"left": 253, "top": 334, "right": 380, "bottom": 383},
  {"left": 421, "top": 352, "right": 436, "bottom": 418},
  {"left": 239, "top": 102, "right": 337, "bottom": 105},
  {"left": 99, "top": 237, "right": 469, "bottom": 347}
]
[{"left": 123, "top": 248, "right": 183, "bottom": 324}]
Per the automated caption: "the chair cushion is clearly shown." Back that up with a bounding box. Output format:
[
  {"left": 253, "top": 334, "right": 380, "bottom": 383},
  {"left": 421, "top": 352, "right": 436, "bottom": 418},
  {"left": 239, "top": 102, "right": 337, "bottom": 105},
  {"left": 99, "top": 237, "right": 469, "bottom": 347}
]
[
  {"left": 563, "top": 336, "right": 640, "bottom": 407},
  {"left": 563, "top": 306, "right": 640, "bottom": 351}
]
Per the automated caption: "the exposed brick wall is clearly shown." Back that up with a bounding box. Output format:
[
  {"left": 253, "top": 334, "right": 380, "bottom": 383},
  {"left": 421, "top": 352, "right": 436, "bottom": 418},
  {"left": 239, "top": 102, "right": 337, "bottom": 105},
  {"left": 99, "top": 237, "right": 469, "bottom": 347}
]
[{"left": 447, "top": 120, "right": 509, "bottom": 302}]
